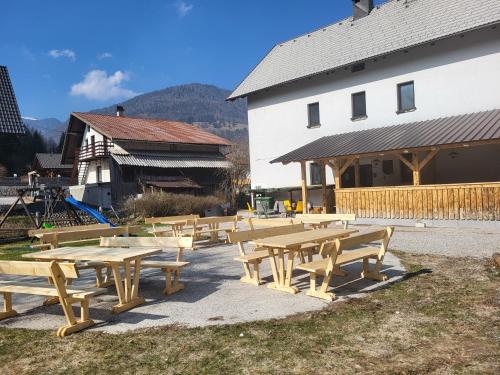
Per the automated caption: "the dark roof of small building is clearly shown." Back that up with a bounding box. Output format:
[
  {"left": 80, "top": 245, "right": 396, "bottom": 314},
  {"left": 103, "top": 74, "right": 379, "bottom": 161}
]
[
  {"left": 72, "top": 112, "right": 231, "bottom": 146},
  {"left": 229, "top": 0, "right": 500, "bottom": 100},
  {"left": 0, "top": 66, "right": 26, "bottom": 134},
  {"left": 34, "top": 153, "right": 72, "bottom": 170},
  {"left": 272, "top": 109, "right": 500, "bottom": 164}
]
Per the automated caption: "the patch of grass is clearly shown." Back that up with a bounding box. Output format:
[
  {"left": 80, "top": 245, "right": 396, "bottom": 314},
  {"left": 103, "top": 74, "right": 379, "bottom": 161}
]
[{"left": 0, "top": 252, "right": 498, "bottom": 374}]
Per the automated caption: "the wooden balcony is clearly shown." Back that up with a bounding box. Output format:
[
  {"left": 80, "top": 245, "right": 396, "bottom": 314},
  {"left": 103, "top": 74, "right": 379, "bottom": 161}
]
[
  {"left": 335, "top": 182, "right": 500, "bottom": 221},
  {"left": 78, "top": 141, "right": 113, "bottom": 161}
]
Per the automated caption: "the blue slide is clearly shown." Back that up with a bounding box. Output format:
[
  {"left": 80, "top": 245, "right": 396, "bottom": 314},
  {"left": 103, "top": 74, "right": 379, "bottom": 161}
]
[{"left": 65, "top": 196, "right": 115, "bottom": 226}]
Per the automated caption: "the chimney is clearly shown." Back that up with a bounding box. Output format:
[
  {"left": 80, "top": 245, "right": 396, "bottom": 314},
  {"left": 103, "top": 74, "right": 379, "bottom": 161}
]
[
  {"left": 116, "top": 105, "right": 124, "bottom": 117},
  {"left": 352, "top": 0, "right": 374, "bottom": 20}
]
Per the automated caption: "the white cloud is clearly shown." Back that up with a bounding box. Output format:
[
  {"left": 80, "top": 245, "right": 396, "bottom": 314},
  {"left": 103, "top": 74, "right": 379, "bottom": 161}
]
[
  {"left": 70, "top": 70, "right": 139, "bottom": 101},
  {"left": 97, "top": 52, "right": 113, "bottom": 59},
  {"left": 174, "top": 1, "right": 194, "bottom": 18},
  {"left": 48, "top": 49, "right": 76, "bottom": 61}
]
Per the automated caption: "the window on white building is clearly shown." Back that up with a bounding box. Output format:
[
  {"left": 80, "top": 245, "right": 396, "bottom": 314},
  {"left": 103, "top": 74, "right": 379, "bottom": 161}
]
[
  {"left": 96, "top": 166, "right": 102, "bottom": 183},
  {"left": 397, "top": 81, "right": 416, "bottom": 113},
  {"left": 307, "top": 102, "right": 321, "bottom": 128},
  {"left": 351, "top": 91, "right": 367, "bottom": 120},
  {"left": 310, "top": 162, "right": 322, "bottom": 185}
]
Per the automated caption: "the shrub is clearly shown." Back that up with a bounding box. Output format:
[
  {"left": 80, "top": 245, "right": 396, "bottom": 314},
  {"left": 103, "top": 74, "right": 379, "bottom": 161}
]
[{"left": 123, "top": 192, "right": 223, "bottom": 219}]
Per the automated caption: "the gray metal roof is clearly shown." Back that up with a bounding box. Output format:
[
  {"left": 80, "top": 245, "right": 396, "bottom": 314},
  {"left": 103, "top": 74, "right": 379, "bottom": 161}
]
[
  {"left": 271, "top": 109, "right": 500, "bottom": 163},
  {"left": 34, "top": 153, "right": 72, "bottom": 170},
  {"left": 229, "top": 0, "right": 500, "bottom": 100},
  {"left": 0, "top": 66, "right": 26, "bottom": 134},
  {"left": 112, "top": 152, "right": 231, "bottom": 169}
]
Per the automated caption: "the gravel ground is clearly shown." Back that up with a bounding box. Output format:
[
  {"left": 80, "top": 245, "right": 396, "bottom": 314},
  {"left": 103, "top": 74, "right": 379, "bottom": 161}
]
[
  {"left": 0, "top": 239, "right": 404, "bottom": 334},
  {"left": 381, "top": 225, "right": 500, "bottom": 258}
]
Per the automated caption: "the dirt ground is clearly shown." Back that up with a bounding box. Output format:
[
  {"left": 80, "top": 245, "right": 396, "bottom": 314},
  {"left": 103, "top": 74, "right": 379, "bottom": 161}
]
[{"left": 0, "top": 250, "right": 498, "bottom": 374}]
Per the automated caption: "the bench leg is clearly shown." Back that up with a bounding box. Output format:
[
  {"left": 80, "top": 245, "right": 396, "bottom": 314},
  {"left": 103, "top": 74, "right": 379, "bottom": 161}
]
[
  {"left": 163, "top": 268, "right": 185, "bottom": 295},
  {"left": 0, "top": 292, "right": 18, "bottom": 321},
  {"left": 304, "top": 273, "right": 336, "bottom": 301},
  {"left": 361, "top": 258, "right": 387, "bottom": 281},
  {"left": 239, "top": 261, "right": 261, "bottom": 286},
  {"left": 56, "top": 297, "right": 95, "bottom": 337},
  {"left": 95, "top": 266, "right": 114, "bottom": 288}
]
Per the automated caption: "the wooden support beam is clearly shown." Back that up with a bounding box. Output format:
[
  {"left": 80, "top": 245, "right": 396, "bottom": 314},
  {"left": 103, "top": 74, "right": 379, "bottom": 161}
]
[
  {"left": 412, "top": 153, "right": 420, "bottom": 186},
  {"left": 300, "top": 161, "right": 308, "bottom": 214},
  {"left": 397, "top": 154, "right": 415, "bottom": 171},
  {"left": 419, "top": 149, "right": 439, "bottom": 170},
  {"left": 331, "top": 160, "right": 342, "bottom": 189},
  {"left": 339, "top": 156, "right": 356, "bottom": 176},
  {"left": 354, "top": 158, "right": 360, "bottom": 188},
  {"left": 320, "top": 161, "right": 328, "bottom": 213}
]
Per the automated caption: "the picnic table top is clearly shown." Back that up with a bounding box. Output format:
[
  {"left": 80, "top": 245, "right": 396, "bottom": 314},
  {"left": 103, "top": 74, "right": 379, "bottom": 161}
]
[
  {"left": 251, "top": 228, "right": 358, "bottom": 249},
  {"left": 299, "top": 218, "right": 338, "bottom": 225},
  {"left": 23, "top": 246, "right": 161, "bottom": 263}
]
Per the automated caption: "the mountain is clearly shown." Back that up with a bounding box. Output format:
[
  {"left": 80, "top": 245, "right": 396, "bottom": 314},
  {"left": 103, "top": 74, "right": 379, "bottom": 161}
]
[
  {"left": 22, "top": 117, "right": 66, "bottom": 142},
  {"left": 91, "top": 83, "right": 248, "bottom": 142}
]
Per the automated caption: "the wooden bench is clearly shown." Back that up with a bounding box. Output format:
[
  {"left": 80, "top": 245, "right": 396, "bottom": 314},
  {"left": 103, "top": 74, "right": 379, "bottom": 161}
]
[
  {"left": 246, "top": 217, "right": 298, "bottom": 230},
  {"left": 100, "top": 236, "right": 193, "bottom": 295},
  {"left": 0, "top": 260, "right": 104, "bottom": 337},
  {"left": 185, "top": 216, "right": 241, "bottom": 243},
  {"left": 227, "top": 224, "right": 319, "bottom": 286},
  {"left": 28, "top": 223, "right": 111, "bottom": 238},
  {"left": 295, "top": 214, "right": 356, "bottom": 229},
  {"left": 34, "top": 225, "right": 141, "bottom": 250},
  {"left": 296, "top": 226, "right": 394, "bottom": 301},
  {"left": 146, "top": 215, "right": 200, "bottom": 236}
]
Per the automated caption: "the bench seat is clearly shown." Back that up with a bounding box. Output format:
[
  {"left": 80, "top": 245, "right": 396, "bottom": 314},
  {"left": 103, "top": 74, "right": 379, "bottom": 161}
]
[
  {"left": 0, "top": 281, "right": 105, "bottom": 299},
  {"left": 142, "top": 261, "right": 189, "bottom": 269},
  {"left": 297, "top": 247, "right": 379, "bottom": 275},
  {"left": 141, "top": 260, "right": 190, "bottom": 295},
  {"left": 296, "top": 228, "right": 394, "bottom": 301}
]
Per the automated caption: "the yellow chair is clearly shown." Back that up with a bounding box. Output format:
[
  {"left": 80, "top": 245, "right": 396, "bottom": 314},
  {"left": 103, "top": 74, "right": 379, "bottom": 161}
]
[
  {"left": 246, "top": 202, "right": 256, "bottom": 214},
  {"left": 295, "top": 201, "right": 304, "bottom": 213},
  {"left": 283, "top": 200, "right": 293, "bottom": 212}
]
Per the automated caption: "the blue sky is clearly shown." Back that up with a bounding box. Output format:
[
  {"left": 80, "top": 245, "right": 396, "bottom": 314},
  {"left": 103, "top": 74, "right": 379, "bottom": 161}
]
[{"left": 1, "top": 0, "right": 385, "bottom": 121}]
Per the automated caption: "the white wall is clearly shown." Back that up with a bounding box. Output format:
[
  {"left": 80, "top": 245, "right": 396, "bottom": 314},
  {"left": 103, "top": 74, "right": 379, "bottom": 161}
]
[
  {"left": 247, "top": 27, "right": 500, "bottom": 189},
  {"left": 84, "top": 159, "right": 111, "bottom": 184}
]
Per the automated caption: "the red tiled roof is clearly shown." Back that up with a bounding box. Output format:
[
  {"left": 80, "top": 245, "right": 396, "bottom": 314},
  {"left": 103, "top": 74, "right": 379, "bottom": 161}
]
[{"left": 72, "top": 112, "right": 231, "bottom": 146}]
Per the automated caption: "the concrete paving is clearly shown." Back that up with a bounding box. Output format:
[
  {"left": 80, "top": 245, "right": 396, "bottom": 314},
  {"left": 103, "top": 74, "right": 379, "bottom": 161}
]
[{"left": 0, "top": 240, "right": 405, "bottom": 334}]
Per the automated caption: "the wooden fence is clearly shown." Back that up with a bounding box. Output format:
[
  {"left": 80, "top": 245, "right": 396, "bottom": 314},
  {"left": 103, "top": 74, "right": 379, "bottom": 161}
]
[{"left": 335, "top": 182, "right": 500, "bottom": 220}]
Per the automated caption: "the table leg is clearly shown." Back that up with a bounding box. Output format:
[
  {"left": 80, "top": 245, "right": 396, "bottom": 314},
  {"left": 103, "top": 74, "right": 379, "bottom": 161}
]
[
  {"left": 111, "top": 261, "right": 145, "bottom": 314},
  {"left": 267, "top": 248, "right": 299, "bottom": 294}
]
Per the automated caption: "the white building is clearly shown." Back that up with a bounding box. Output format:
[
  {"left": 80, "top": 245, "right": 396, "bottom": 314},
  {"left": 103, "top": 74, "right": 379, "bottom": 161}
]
[{"left": 229, "top": 0, "right": 500, "bottom": 221}]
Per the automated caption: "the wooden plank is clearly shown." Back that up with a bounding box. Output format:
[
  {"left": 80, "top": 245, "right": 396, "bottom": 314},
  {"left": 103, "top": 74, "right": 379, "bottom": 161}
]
[
  {"left": 23, "top": 247, "right": 161, "bottom": 263},
  {"left": 100, "top": 236, "right": 193, "bottom": 249},
  {"left": 301, "top": 161, "right": 308, "bottom": 213},
  {"left": 476, "top": 188, "right": 483, "bottom": 221},
  {"left": 228, "top": 224, "right": 305, "bottom": 243},
  {"left": 29, "top": 223, "right": 109, "bottom": 238},
  {"left": 0, "top": 261, "right": 79, "bottom": 279},
  {"left": 470, "top": 188, "right": 477, "bottom": 221},
  {"left": 448, "top": 188, "right": 455, "bottom": 220},
  {"left": 488, "top": 187, "right": 496, "bottom": 220},
  {"left": 437, "top": 189, "right": 444, "bottom": 220},
  {"left": 464, "top": 188, "right": 471, "bottom": 220},
  {"left": 145, "top": 215, "right": 199, "bottom": 225}
]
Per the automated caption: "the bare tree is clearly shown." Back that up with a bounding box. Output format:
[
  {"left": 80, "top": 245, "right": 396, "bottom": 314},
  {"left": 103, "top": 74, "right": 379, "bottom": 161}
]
[{"left": 218, "top": 142, "right": 250, "bottom": 208}]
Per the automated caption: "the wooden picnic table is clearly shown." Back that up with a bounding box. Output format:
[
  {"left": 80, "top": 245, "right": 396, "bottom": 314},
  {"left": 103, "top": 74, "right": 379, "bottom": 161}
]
[
  {"left": 153, "top": 219, "right": 196, "bottom": 237},
  {"left": 23, "top": 246, "right": 161, "bottom": 314},
  {"left": 299, "top": 218, "right": 337, "bottom": 229},
  {"left": 252, "top": 228, "right": 358, "bottom": 294}
]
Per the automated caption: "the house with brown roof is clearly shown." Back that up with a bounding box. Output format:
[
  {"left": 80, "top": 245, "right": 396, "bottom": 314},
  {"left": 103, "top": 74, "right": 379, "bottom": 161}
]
[
  {"left": 31, "top": 153, "right": 72, "bottom": 177},
  {"left": 61, "top": 107, "right": 231, "bottom": 208}
]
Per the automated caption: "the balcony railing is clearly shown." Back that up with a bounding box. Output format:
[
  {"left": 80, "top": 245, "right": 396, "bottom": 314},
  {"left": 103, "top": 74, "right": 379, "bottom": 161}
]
[{"left": 78, "top": 141, "right": 113, "bottom": 161}]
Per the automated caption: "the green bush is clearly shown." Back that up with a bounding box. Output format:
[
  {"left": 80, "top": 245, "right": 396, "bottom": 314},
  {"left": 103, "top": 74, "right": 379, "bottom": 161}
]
[{"left": 123, "top": 192, "right": 223, "bottom": 219}]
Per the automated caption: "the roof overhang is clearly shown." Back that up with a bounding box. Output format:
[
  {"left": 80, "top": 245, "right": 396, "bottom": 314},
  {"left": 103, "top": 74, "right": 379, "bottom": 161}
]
[
  {"left": 111, "top": 152, "right": 231, "bottom": 169},
  {"left": 271, "top": 109, "right": 500, "bottom": 164}
]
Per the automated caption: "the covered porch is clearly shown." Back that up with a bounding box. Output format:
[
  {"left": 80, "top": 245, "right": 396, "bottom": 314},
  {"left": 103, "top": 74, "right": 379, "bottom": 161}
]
[{"left": 271, "top": 109, "right": 500, "bottom": 221}]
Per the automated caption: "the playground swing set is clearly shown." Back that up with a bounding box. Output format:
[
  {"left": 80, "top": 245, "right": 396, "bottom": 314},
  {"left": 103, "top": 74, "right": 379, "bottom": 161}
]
[{"left": 0, "top": 186, "right": 114, "bottom": 232}]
